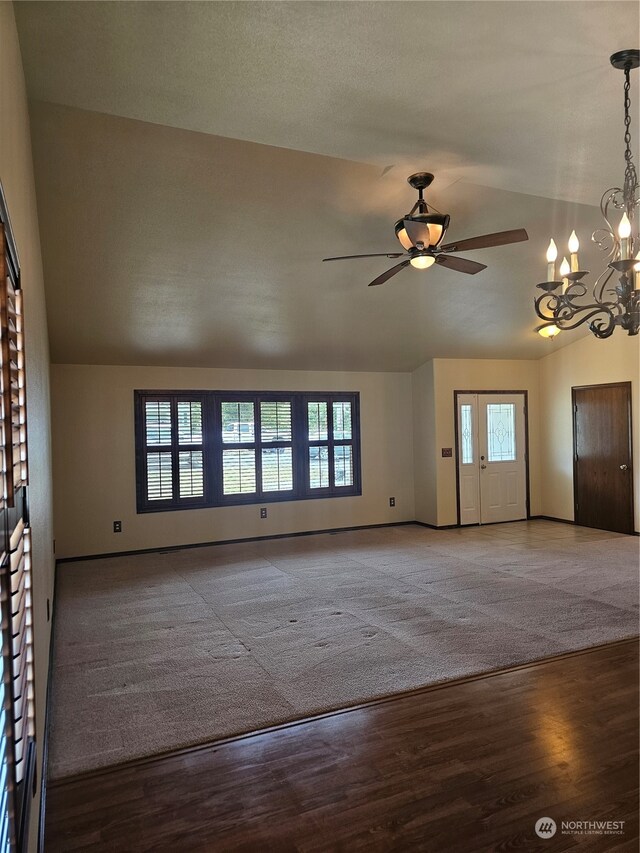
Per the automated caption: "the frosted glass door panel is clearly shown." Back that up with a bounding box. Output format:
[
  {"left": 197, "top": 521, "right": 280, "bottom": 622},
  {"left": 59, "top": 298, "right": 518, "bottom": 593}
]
[
  {"left": 456, "top": 395, "right": 480, "bottom": 525},
  {"left": 460, "top": 404, "right": 474, "bottom": 465},
  {"left": 486, "top": 403, "right": 516, "bottom": 462}
]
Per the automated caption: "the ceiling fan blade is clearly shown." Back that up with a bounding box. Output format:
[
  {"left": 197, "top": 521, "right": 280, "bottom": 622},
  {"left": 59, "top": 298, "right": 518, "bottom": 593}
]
[
  {"left": 435, "top": 254, "right": 487, "bottom": 275},
  {"left": 403, "top": 219, "right": 431, "bottom": 248},
  {"left": 368, "top": 260, "right": 411, "bottom": 287},
  {"left": 323, "top": 252, "right": 404, "bottom": 262},
  {"left": 439, "top": 228, "right": 529, "bottom": 253}
]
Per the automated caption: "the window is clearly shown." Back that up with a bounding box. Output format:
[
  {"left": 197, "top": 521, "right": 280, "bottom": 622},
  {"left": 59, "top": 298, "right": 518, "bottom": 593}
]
[
  {"left": 0, "top": 184, "right": 36, "bottom": 852},
  {"left": 135, "top": 391, "right": 361, "bottom": 511},
  {"left": 486, "top": 403, "right": 517, "bottom": 462},
  {"left": 305, "top": 398, "right": 355, "bottom": 492},
  {"left": 138, "top": 395, "right": 207, "bottom": 510},
  {"left": 459, "top": 403, "right": 474, "bottom": 465}
]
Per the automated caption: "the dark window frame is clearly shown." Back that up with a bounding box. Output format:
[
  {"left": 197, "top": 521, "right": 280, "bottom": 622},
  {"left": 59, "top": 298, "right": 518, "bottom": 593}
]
[{"left": 134, "top": 390, "right": 361, "bottom": 513}]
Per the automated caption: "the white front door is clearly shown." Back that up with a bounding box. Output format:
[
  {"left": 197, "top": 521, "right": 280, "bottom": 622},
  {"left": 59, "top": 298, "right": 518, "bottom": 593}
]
[{"left": 456, "top": 393, "right": 527, "bottom": 525}]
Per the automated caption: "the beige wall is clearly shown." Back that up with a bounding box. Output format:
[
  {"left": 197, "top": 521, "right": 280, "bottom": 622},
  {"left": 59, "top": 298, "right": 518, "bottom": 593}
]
[
  {"left": 52, "top": 337, "right": 639, "bottom": 559},
  {"left": 409, "top": 341, "right": 638, "bottom": 531},
  {"left": 539, "top": 331, "right": 640, "bottom": 531},
  {"left": 431, "top": 358, "right": 542, "bottom": 526},
  {"left": 50, "top": 364, "right": 415, "bottom": 557},
  {"left": 0, "top": 4, "right": 54, "bottom": 848},
  {"left": 412, "top": 360, "right": 438, "bottom": 526}
]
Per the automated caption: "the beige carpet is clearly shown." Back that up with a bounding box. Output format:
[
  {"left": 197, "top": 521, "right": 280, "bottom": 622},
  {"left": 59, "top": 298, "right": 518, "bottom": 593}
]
[{"left": 49, "top": 521, "right": 639, "bottom": 779}]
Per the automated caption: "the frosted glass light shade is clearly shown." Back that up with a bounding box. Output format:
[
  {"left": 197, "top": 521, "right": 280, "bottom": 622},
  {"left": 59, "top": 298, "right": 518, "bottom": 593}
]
[
  {"left": 538, "top": 324, "right": 561, "bottom": 339},
  {"left": 395, "top": 213, "right": 449, "bottom": 249},
  {"left": 410, "top": 255, "right": 436, "bottom": 269}
]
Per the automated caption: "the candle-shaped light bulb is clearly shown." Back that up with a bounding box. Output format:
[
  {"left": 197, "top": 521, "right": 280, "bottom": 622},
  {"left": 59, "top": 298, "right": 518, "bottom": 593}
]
[
  {"left": 560, "top": 256, "right": 570, "bottom": 294},
  {"left": 618, "top": 212, "right": 631, "bottom": 237},
  {"left": 568, "top": 230, "right": 580, "bottom": 272},
  {"left": 546, "top": 239, "right": 557, "bottom": 281},
  {"left": 634, "top": 251, "right": 640, "bottom": 291},
  {"left": 618, "top": 212, "right": 631, "bottom": 259}
]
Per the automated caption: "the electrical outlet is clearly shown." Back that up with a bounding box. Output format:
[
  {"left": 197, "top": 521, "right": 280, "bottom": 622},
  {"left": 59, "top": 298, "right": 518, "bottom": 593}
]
[
  {"left": 113, "top": 520, "right": 122, "bottom": 533},
  {"left": 389, "top": 497, "right": 396, "bottom": 507},
  {"left": 260, "top": 507, "right": 267, "bottom": 519}
]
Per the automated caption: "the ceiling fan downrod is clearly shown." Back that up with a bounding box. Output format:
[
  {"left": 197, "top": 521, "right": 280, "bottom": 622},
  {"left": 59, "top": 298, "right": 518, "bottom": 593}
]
[{"left": 406, "top": 172, "right": 434, "bottom": 217}]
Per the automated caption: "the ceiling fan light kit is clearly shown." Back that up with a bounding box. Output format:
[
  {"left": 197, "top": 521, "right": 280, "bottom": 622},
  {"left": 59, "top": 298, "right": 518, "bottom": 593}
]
[
  {"left": 535, "top": 49, "right": 640, "bottom": 339},
  {"left": 409, "top": 255, "right": 436, "bottom": 270},
  {"left": 393, "top": 172, "right": 450, "bottom": 256},
  {"left": 323, "top": 170, "right": 529, "bottom": 287}
]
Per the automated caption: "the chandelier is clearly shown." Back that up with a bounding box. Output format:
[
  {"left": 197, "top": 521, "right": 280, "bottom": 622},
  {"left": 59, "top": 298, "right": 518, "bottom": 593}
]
[{"left": 535, "top": 49, "right": 640, "bottom": 340}]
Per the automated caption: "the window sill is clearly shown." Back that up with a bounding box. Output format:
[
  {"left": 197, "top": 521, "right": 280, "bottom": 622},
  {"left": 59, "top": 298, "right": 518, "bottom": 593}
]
[{"left": 136, "top": 488, "right": 362, "bottom": 514}]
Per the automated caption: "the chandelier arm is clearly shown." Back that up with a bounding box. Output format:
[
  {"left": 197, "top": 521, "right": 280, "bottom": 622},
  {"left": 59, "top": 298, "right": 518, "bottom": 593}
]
[
  {"left": 535, "top": 297, "right": 617, "bottom": 335},
  {"left": 534, "top": 291, "right": 559, "bottom": 320},
  {"left": 534, "top": 292, "right": 570, "bottom": 322},
  {"left": 534, "top": 286, "right": 614, "bottom": 321},
  {"left": 592, "top": 266, "right": 618, "bottom": 306},
  {"left": 594, "top": 187, "right": 624, "bottom": 259},
  {"left": 589, "top": 315, "right": 617, "bottom": 339},
  {"left": 562, "top": 282, "right": 588, "bottom": 301},
  {"left": 533, "top": 286, "right": 620, "bottom": 333}
]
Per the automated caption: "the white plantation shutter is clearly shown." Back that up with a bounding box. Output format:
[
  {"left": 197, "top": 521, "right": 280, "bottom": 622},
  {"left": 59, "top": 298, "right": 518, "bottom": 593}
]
[
  {"left": 260, "top": 402, "right": 293, "bottom": 493},
  {"left": 144, "top": 401, "right": 173, "bottom": 501},
  {"left": 0, "top": 198, "right": 36, "bottom": 851},
  {"left": 220, "top": 399, "right": 296, "bottom": 498},
  {"left": 9, "top": 521, "right": 33, "bottom": 786},
  {"left": 221, "top": 401, "right": 257, "bottom": 496},
  {"left": 177, "top": 402, "right": 204, "bottom": 498},
  {"left": 306, "top": 398, "right": 355, "bottom": 492},
  {"left": 138, "top": 395, "right": 207, "bottom": 508},
  {"left": 0, "top": 277, "right": 27, "bottom": 508},
  {"left": 135, "top": 391, "right": 360, "bottom": 510},
  {"left": 10, "top": 290, "right": 27, "bottom": 497},
  {"left": 0, "top": 546, "right": 13, "bottom": 853}
]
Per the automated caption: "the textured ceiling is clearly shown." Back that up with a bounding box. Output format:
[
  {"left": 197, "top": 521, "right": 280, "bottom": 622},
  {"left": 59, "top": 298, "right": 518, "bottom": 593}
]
[{"left": 14, "top": 1, "right": 640, "bottom": 370}]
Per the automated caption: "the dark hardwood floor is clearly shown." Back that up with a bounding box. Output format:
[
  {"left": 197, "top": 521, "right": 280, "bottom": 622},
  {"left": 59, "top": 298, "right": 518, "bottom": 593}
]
[{"left": 45, "top": 639, "right": 639, "bottom": 852}]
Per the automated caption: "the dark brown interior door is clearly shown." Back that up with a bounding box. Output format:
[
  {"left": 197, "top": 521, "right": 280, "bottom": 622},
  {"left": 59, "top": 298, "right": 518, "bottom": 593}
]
[{"left": 573, "top": 382, "right": 634, "bottom": 534}]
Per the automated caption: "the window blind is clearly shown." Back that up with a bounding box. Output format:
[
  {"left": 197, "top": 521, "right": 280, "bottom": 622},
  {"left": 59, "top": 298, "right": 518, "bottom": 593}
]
[
  {"left": 135, "top": 391, "right": 361, "bottom": 512},
  {"left": 0, "top": 195, "right": 36, "bottom": 852},
  {"left": 9, "top": 520, "right": 33, "bottom": 786},
  {"left": 306, "top": 398, "right": 355, "bottom": 492},
  {"left": 0, "top": 567, "right": 13, "bottom": 853},
  {"left": 138, "top": 395, "right": 207, "bottom": 509},
  {"left": 0, "top": 277, "right": 27, "bottom": 508}
]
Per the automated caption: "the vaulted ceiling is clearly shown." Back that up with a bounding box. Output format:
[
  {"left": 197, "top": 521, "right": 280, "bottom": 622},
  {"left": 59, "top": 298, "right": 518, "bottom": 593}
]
[{"left": 15, "top": 1, "right": 639, "bottom": 370}]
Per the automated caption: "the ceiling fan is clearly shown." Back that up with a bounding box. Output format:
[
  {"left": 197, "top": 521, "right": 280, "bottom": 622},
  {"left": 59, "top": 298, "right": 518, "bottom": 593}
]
[{"left": 323, "top": 172, "right": 529, "bottom": 287}]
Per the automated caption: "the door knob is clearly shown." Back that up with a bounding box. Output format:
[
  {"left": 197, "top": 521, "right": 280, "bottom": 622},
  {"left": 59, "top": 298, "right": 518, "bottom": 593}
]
[
  {"left": 620, "top": 464, "right": 628, "bottom": 470},
  {"left": 480, "top": 464, "right": 487, "bottom": 469}
]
